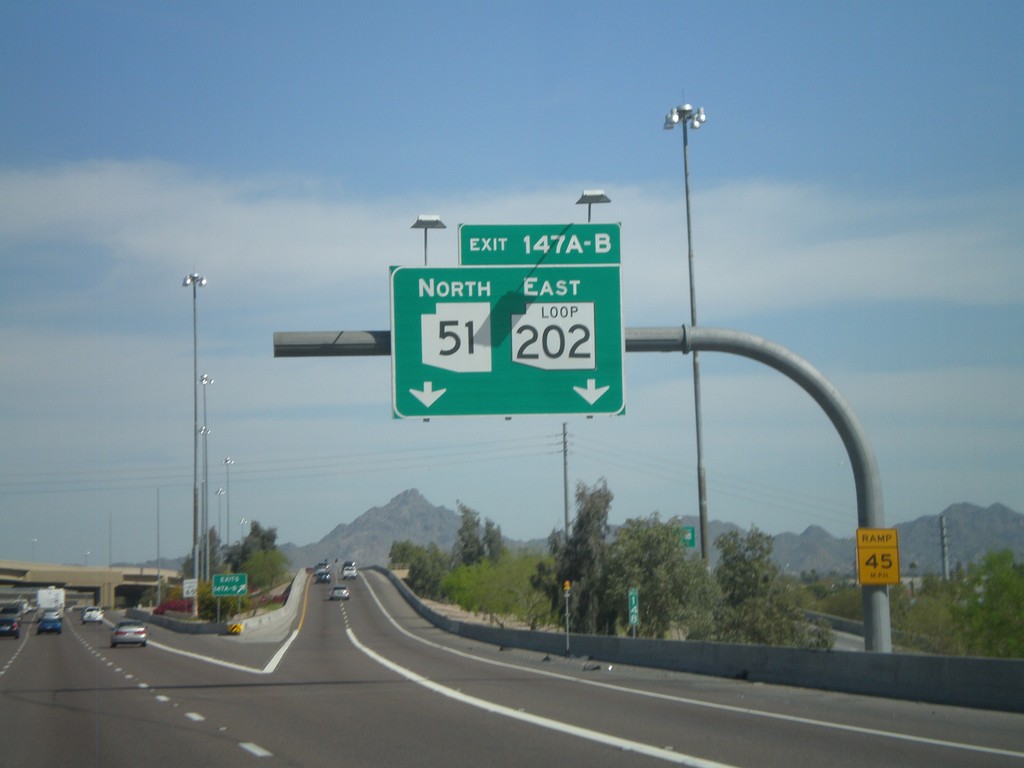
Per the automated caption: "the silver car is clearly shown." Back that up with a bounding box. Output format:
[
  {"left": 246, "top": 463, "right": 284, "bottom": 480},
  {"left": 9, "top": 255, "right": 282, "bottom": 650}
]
[{"left": 111, "top": 620, "right": 148, "bottom": 647}]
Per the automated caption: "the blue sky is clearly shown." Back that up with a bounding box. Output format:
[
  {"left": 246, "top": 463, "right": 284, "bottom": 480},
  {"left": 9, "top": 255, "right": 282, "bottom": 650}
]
[{"left": 1, "top": 1, "right": 1021, "bottom": 567}]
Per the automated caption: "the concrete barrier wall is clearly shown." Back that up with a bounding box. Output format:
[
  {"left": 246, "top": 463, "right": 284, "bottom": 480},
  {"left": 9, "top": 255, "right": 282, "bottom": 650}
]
[
  {"left": 374, "top": 567, "right": 1024, "bottom": 714},
  {"left": 126, "top": 607, "right": 226, "bottom": 634},
  {"left": 128, "top": 569, "right": 308, "bottom": 636}
]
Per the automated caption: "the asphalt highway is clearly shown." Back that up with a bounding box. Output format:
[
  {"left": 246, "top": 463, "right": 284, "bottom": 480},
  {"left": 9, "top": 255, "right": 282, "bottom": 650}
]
[{"left": 2, "top": 571, "right": 1022, "bottom": 767}]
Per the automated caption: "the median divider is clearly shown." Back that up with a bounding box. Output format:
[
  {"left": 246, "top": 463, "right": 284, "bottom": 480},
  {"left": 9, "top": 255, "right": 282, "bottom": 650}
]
[{"left": 127, "top": 569, "right": 308, "bottom": 637}]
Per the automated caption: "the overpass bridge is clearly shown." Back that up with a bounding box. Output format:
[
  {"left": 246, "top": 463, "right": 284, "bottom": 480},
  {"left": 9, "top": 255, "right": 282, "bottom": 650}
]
[{"left": 0, "top": 559, "right": 179, "bottom": 609}]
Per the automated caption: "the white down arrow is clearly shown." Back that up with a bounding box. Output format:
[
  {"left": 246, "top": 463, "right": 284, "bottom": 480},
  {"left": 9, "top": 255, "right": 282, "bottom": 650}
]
[
  {"left": 410, "top": 382, "right": 446, "bottom": 407},
  {"left": 573, "top": 379, "right": 609, "bottom": 405}
]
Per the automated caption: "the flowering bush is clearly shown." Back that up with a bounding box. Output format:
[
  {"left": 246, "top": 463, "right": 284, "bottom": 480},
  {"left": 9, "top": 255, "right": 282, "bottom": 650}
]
[{"left": 153, "top": 598, "right": 192, "bottom": 616}]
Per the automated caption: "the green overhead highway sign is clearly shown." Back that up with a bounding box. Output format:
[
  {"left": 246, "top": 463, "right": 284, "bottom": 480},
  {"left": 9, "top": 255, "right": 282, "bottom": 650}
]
[
  {"left": 390, "top": 263, "right": 625, "bottom": 418},
  {"left": 459, "top": 223, "right": 621, "bottom": 265}
]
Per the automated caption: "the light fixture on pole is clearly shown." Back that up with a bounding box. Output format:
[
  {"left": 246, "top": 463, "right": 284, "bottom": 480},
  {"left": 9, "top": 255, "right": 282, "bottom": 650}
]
[
  {"left": 575, "top": 189, "right": 611, "bottom": 222},
  {"left": 183, "top": 272, "right": 206, "bottom": 614},
  {"left": 411, "top": 215, "right": 446, "bottom": 266},
  {"left": 664, "top": 102, "right": 711, "bottom": 564},
  {"left": 200, "top": 373, "right": 213, "bottom": 581},
  {"left": 223, "top": 457, "right": 234, "bottom": 553}
]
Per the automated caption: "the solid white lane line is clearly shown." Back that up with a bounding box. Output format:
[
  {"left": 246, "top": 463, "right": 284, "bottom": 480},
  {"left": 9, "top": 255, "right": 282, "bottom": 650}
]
[
  {"left": 346, "top": 626, "right": 735, "bottom": 768},
  {"left": 361, "top": 573, "right": 1024, "bottom": 762}
]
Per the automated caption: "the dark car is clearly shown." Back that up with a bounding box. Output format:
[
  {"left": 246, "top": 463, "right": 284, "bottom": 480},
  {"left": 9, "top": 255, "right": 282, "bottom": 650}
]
[
  {"left": 111, "top": 620, "right": 148, "bottom": 648},
  {"left": 0, "top": 616, "right": 20, "bottom": 638},
  {"left": 37, "top": 613, "right": 62, "bottom": 634}
]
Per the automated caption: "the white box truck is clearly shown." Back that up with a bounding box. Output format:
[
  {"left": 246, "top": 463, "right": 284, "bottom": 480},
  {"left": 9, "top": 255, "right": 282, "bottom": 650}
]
[{"left": 37, "top": 586, "right": 66, "bottom": 617}]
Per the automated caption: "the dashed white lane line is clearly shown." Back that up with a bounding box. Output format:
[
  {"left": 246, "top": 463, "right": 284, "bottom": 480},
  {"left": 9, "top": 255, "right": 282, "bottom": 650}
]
[
  {"left": 240, "top": 742, "right": 273, "bottom": 757},
  {"left": 65, "top": 624, "right": 278, "bottom": 761}
]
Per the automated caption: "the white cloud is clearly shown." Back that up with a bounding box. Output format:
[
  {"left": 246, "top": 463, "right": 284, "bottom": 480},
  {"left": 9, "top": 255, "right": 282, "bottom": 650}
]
[{"left": 1, "top": 161, "right": 1021, "bottom": 563}]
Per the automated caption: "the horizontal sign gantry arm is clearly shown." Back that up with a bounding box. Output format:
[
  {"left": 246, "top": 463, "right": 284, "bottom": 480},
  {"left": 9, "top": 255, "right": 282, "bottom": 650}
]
[{"left": 273, "top": 328, "right": 688, "bottom": 357}]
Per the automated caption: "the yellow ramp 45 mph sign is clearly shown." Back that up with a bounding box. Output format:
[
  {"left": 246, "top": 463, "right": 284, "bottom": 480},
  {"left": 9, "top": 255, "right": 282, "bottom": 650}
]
[{"left": 856, "top": 528, "right": 901, "bottom": 586}]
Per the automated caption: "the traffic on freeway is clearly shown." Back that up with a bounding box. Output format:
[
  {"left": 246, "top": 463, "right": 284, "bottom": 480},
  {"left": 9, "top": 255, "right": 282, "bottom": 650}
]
[{"left": 1, "top": 570, "right": 1021, "bottom": 767}]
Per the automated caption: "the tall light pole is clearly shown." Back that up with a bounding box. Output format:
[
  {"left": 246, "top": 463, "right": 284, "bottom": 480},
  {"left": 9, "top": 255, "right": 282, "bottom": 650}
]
[
  {"left": 223, "top": 457, "right": 234, "bottom": 556},
  {"left": 183, "top": 272, "right": 206, "bottom": 613},
  {"left": 411, "top": 215, "right": 446, "bottom": 265},
  {"left": 156, "top": 488, "right": 162, "bottom": 606},
  {"left": 664, "top": 102, "right": 711, "bottom": 563},
  {"left": 216, "top": 487, "right": 226, "bottom": 551},
  {"left": 200, "top": 373, "right": 213, "bottom": 580}
]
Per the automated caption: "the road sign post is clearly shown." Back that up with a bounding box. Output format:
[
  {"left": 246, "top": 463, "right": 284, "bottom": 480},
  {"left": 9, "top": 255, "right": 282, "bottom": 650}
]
[{"left": 390, "top": 264, "right": 625, "bottom": 418}]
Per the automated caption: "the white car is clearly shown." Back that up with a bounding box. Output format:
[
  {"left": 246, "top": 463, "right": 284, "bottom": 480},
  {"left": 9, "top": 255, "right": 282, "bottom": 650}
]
[
  {"left": 82, "top": 606, "right": 104, "bottom": 624},
  {"left": 342, "top": 561, "right": 357, "bottom": 579},
  {"left": 329, "top": 585, "right": 350, "bottom": 600}
]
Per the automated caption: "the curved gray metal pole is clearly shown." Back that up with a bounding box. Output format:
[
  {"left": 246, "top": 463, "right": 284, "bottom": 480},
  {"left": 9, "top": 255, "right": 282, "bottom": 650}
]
[
  {"left": 272, "top": 325, "right": 893, "bottom": 652},
  {"left": 683, "top": 326, "right": 891, "bottom": 653}
]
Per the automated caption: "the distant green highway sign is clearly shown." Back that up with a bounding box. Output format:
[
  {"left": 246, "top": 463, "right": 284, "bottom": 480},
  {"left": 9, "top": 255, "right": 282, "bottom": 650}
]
[
  {"left": 212, "top": 573, "right": 248, "bottom": 597},
  {"left": 390, "top": 264, "right": 625, "bottom": 418},
  {"left": 459, "top": 223, "right": 621, "bottom": 265}
]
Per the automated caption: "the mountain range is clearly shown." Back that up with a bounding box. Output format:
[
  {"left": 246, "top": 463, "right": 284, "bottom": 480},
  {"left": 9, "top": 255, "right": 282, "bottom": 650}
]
[{"left": 279, "top": 489, "right": 1024, "bottom": 578}]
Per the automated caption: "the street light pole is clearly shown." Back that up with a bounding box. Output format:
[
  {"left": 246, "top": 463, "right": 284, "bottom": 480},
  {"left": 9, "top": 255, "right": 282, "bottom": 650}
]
[
  {"left": 411, "top": 215, "right": 446, "bottom": 266},
  {"left": 216, "top": 487, "right": 226, "bottom": 552},
  {"left": 201, "top": 374, "right": 213, "bottom": 580},
  {"left": 575, "top": 189, "right": 611, "bottom": 222},
  {"left": 223, "top": 457, "right": 234, "bottom": 555},
  {"left": 183, "top": 273, "right": 206, "bottom": 614},
  {"left": 664, "top": 103, "right": 711, "bottom": 564}
]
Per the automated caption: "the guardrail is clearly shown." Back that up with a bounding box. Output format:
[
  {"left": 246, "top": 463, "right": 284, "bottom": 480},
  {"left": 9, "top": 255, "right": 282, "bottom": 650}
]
[{"left": 374, "top": 566, "right": 1024, "bottom": 714}]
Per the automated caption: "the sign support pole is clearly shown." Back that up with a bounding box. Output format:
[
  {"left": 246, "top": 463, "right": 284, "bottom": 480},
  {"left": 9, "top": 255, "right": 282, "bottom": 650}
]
[{"left": 273, "top": 325, "right": 891, "bottom": 652}]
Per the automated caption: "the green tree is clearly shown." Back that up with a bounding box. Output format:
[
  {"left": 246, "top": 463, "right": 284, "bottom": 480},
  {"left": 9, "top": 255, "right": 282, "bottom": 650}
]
[
  {"left": 550, "top": 480, "right": 613, "bottom": 634},
  {"left": 223, "top": 520, "right": 279, "bottom": 574},
  {"left": 604, "top": 515, "right": 718, "bottom": 639},
  {"left": 242, "top": 548, "right": 288, "bottom": 591},
  {"left": 452, "top": 502, "right": 486, "bottom": 568},
  {"left": 895, "top": 575, "right": 963, "bottom": 654},
  {"left": 952, "top": 550, "right": 1024, "bottom": 658},
  {"left": 714, "top": 527, "right": 832, "bottom": 649},
  {"left": 442, "top": 553, "right": 555, "bottom": 629},
  {"left": 389, "top": 540, "right": 423, "bottom": 567},
  {"left": 483, "top": 518, "right": 505, "bottom": 561},
  {"left": 399, "top": 542, "right": 450, "bottom": 600}
]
